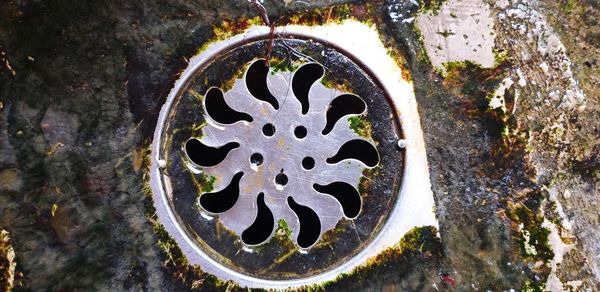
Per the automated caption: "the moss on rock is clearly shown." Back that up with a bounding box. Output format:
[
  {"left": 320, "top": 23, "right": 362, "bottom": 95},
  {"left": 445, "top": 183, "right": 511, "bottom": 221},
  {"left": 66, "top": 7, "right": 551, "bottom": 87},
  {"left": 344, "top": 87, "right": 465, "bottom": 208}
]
[
  {"left": 0, "top": 229, "right": 16, "bottom": 291},
  {"left": 418, "top": 0, "right": 446, "bottom": 15},
  {"left": 348, "top": 115, "right": 372, "bottom": 138},
  {"left": 318, "top": 226, "right": 443, "bottom": 290}
]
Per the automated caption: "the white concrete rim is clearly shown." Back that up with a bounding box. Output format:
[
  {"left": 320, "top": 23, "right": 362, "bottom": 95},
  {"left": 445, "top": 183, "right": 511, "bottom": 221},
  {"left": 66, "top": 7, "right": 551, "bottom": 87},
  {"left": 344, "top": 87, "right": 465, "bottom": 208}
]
[{"left": 149, "top": 20, "right": 437, "bottom": 289}]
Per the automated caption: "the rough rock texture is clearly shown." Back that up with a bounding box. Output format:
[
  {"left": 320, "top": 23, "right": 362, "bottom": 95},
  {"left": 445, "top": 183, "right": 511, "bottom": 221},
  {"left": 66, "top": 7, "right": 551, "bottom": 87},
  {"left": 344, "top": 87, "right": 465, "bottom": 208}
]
[
  {"left": 490, "top": 0, "right": 599, "bottom": 289},
  {"left": 415, "top": 0, "right": 496, "bottom": 70},
  {"left": 0, "top": 229, "right": 17, "bottom": 290},
  {"left": 0, "top": 0, "right": 598, "bottom": 290}
]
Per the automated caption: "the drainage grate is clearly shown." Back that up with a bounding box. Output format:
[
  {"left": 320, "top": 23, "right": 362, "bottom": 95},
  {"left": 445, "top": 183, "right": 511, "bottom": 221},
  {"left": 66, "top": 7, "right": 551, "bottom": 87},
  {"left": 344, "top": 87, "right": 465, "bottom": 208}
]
[
  {"left": 184, "top": 58, "right": 379, "bottom": 248},
  {"left": 151, "top": 27, "right": 409, "bottom": 286}
]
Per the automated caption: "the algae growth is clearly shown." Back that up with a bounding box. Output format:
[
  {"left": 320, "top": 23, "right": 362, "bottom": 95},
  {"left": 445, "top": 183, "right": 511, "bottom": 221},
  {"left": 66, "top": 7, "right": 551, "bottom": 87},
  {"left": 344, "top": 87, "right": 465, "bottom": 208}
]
[{"left": 348, "top": 115, "right": 372, "bottom": 138}]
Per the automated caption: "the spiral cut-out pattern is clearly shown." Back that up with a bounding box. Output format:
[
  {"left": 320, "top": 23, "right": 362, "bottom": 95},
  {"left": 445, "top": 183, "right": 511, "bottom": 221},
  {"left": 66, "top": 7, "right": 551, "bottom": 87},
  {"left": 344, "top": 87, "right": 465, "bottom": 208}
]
[{"left": 183, "top": 59, "right": 379, "bottom": 248}]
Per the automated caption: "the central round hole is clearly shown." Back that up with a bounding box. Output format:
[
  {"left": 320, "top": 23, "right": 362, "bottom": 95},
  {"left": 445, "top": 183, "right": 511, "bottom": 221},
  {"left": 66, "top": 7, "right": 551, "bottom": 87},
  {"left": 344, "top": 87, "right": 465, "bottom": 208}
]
[
  {"left": 302, "top": 157, "right": 315, "bottom": 170},
  {"left": 262, "top": 123, "right": 276, "bottom": 136},
  {"left": 275, "top": 172, "right": 288, "bottom": 186},
  {"left": 294, "top": 125, "right": 307, "bottom": 139},
  {"left": 250, "top": 153, "right": 263, "bottom": 166}
]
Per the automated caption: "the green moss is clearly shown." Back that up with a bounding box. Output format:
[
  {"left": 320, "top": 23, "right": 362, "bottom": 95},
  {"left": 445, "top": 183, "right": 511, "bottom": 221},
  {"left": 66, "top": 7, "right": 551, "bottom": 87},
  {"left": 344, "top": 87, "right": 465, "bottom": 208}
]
[
  {"left": 398, "top": 226, "right": 443, "bottom": 256},
  {"left": 348, "top": 115, "right": 371, "bottom": 138},
  {"left": 263, "top": 226, "right": 442, "bottom": 291},
  {"left": 493, "top": 47, "right": 510, "bottom": 67},
  {"left": 141, "top": 145, "right": 241, "bottom": 290},
  {"left": 418, "top": 0, "right": 446, "bottom": 15},
  {"left": 141, "top": 170, "right": 189, "bottom": 269},
  {"left": 523, "top": 279, "right": 546, "bottom": 292},
  {"left": 412, "top": 26, "right": 432, "bottom": 66},
  {"left": 358, "top": 176, "right": 369, "bottom": 195},
  {"left": 190, "top": 121, "right": 207, "bottom": 139},
  {"left": 197, "top": 173, "right": 216, "bottom": 193},
  {"left": 440, "top": 59, "right": 514, "bottom": 148},
  {"left": 357, "top": 168, "right": 378, "bottom": 198},
  {"left": 269, "top": 57, "right": 300, "bottom": 74},
  {"left": 437, "top": 30, "right": 454, "bottom": 38},
  {"left": 260, "top": 220, "right": 298, "bottom": 267},
  {"left": 188, "top": 89, "right": 204, "bottom": 102},
  {"left": 561, "top": 0, "right": 580, "bottom": 13},
  {"left": 285, "top": 4, "right": 366, "bottom": 26},
  {"left": 314, "top": 226, "right": 442, "bottom": 289},
  {"left": 320, "top": 72, "right": 354, "bottom": 94},
  {"left": 201, "top": 274, "right": 244, "bottom": 291},
  {"left": 384, "top": 44, "right": 413, "bottom": 82},
  {"left": 276, "top": 219, "right": 292, "bottom": 239},
  {"left": 544, "top": 200, "right": 562, "bottom": 226},
  {"left": 196, "top": 17, "right": 263, "bottom": 56},
  {"left": 508, "top": 192, "right": 555, "bottom": 263},
  {"left": 219, "top": 63, "right": 249, "bottom": 92},
  {"left": 441, "top": 60, "right": 483, "bottom": 78}
]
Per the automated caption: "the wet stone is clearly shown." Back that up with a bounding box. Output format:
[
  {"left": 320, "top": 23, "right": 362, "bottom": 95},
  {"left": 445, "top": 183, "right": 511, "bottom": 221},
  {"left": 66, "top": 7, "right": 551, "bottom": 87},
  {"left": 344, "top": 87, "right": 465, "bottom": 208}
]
[
  {"left": 40, "top": 107, "right": 80, "bottom": 150},
  {"left": 0, "top": 0, "right": 598, "bottom": 290},
  {"left": 0, "top": 169, "right": 22, "bottom": 192}
]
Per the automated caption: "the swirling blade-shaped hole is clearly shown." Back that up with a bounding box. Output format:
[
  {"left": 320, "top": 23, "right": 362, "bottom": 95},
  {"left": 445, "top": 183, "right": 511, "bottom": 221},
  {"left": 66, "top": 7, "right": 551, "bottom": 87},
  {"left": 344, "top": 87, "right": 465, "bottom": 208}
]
[
  {"left": 313, "top": 182, "right": 361, "bottom": 219},
  {"left": 246, "top": 59, "right": 279, "bottom": 110},
  {"left": 205, "top": 87, "right": 253, "bottom": 124},
  {"left": 292, "top": 63, "right": 324, "bottom": 115},
  {"left": 287, "top": 197, "right": 321, "bottom": 248},
  {"left": 241, "top": 193, "right": 274, "bottom": 245},
  {"left": 321, "top": 94, "right": 366, "bottom": 135},
  {"left": 185, "top": 139, "right": 239, "bottom": 167},
  {"left": 326, "top": 139, "right": 379, "bottom": 167},
  {"left": 199, "top": 172, "right": 243, "bottom": 213}
]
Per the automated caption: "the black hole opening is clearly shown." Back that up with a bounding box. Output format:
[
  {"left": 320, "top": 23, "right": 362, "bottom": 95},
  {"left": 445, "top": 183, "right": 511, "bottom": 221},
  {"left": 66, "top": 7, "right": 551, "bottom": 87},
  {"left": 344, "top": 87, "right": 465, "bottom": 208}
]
[
  {"left": 287, "top": 197, "right": 321, "bottom": 248},
  {"left": 302, "top": 157, "right": 315, "bottom": 170},
  {"left": 250, "top": 153, "right": 263, "bottom": 166},
  {"left": 199, "top": 172, "right": 243, "bottom": 213},
  {"left": 185, "top": 139, "right": 239, "bottom": 167},
  {"left": 292, "top": 63, "right": 324, "bottom": 115},
  {"left": 322, "top": 94, "right": 366, "bottom": 135},
  {"left": 275, "top": 171, "right": 288, "bottom": 186},
  {"left": 313, "top": 182, "right": 361, "bottom": 218},
  {"left": 262, "top": 123, "right": 276, "bottom": 136},
  {"left": 241, "top": 193, "right": 275, "bottom": 245},
  {"left": 246, "top": 59, "right": 279, "bottom": 110},
  {"left": 294, "top": 125, "right": 307, "bottom": 139},
  {"left": 204, "top": 87, "right": 253, "bottom": 124},
  {"left": 326, "top": 139, "right": 379, "bottom": 167}
]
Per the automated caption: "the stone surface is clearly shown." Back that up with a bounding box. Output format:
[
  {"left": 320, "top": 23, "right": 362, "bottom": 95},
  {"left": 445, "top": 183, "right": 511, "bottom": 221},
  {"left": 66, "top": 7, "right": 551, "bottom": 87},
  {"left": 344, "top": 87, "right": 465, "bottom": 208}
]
[
  {"left": 0, "top": 168, "right": 21, "bottom": 192},
  {"left": 0, "top": 229, "right": 17, "bottom": 290},
  {"left": 0, "top": 0, "right": 598, "bottom": 290},
  {"left": 416, "top": 0, "right": 496, "bottom": 70},
  {"left": 40, "top": 107, "right": 80, "bottom": 152}
]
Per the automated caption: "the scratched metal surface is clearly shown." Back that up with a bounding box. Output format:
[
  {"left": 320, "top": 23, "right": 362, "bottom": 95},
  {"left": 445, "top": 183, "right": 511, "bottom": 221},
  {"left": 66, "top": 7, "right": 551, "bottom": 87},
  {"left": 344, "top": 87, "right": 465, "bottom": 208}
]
[{"left": 188, "top": 65, "right": 370, "bottom": 245}]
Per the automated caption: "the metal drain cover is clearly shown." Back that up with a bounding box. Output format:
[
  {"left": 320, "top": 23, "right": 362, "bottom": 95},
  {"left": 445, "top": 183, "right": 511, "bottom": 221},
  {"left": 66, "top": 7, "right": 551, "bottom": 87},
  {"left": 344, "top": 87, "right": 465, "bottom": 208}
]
[
  {"left": 184, "top": 57, "right": 384, "bottom": 249},
  {"left": 150, "top": 22, "right": 436, "bottom": 288}
]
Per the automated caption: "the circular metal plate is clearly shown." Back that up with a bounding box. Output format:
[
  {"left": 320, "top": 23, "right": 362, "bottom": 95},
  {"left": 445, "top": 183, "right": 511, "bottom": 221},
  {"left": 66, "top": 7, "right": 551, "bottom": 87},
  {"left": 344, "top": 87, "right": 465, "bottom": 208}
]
[{"left": 148, "top": 23, "right": 438, "bottom": 288}]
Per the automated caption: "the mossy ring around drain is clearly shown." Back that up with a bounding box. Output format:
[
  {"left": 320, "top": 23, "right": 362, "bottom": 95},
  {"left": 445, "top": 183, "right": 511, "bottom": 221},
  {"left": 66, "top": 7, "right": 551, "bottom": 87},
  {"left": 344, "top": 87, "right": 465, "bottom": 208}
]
[{"left": 149, "top": 21, "right": 438, "bottom": 289}]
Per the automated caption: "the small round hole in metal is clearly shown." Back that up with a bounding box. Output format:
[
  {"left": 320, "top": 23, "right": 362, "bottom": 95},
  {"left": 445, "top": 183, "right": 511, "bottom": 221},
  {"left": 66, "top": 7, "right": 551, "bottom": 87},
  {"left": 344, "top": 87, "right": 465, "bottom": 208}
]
[
  {"left": 294, "top": 125, "right": 307, "bottom": 139},
  {"left": 262, "top": 123, "right": 276, "bottom": 136},
  {"left": 302, "top": 157, "right": 315, "bottom": 170},
  {"left": 274, "top": 170, "right": 288, "bottom": 188},
  {"left": 250, "top": 153, "right": 263, "bottom": 167}
]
